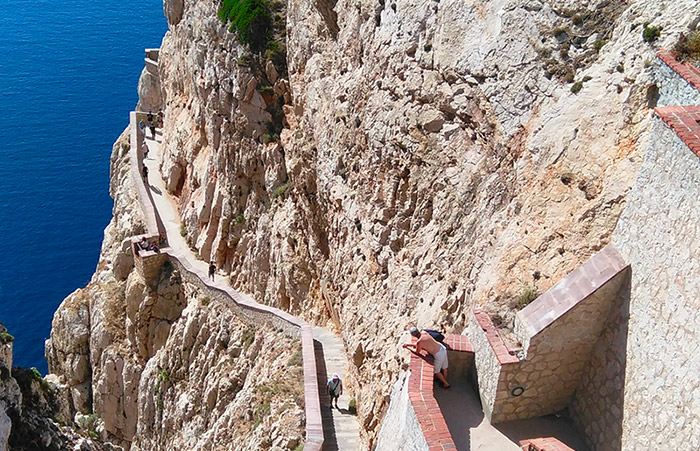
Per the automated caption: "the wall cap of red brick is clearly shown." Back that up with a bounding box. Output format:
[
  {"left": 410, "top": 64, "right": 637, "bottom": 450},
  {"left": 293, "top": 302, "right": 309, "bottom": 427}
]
[
  {"left": 519, "top": 437, "right": 575, "bottom": 451},
  {"left": 654, "top": 105, "right": 700, "bottom": 159},
  {"left": 516, "top": 244, "right": 628, "bottom": 339},
  {"left": 657, "top": 50, "right": 700, "bottom": 92},
  {"left": 473, "top": 310, "right": 520, "bottom": 364}
]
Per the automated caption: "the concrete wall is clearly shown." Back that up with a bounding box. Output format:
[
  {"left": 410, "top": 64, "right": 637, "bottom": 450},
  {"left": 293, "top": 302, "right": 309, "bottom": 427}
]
[
  {"left": 612, "top": 118, "right": 700, "bottom": 450},
  {"left": 374, "top": 372, "right": 430, "bottom": 451}
]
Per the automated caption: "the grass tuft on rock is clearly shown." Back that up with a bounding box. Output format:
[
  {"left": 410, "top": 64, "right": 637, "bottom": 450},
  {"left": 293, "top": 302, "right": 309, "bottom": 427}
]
[{"left": 673, "top": 31, "right": 700, "bottom": 64}]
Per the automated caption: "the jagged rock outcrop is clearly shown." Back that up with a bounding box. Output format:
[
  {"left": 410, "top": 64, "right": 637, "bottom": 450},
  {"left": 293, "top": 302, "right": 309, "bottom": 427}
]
[
  {"left": 0, "top": 323, "right": 110, "bottom": 451},
  {"left": 132, "top": 297, "right": 305, "bottom": 451},
  {"left": 45, "top": 112, "right": 304, "bottom": 448}
]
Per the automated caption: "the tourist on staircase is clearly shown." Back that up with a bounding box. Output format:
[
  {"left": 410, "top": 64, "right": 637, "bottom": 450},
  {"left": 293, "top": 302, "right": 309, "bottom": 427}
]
[{"left": 326, "top": 373, "right": 343, "bottom": 409}]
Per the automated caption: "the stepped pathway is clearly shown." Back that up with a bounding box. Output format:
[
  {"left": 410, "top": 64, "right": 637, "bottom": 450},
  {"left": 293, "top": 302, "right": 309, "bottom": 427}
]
[
  {"left": 313, "top": 327, "right": 361, "bottom": 451},
  {"left": 142, "top": 135, "right": 361, "bottom": 450}
]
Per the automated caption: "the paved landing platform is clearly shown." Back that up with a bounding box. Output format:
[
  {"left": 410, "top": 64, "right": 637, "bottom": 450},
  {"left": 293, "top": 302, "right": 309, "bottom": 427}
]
[{"left": 434, "top": 381, "right": 588, "bottom": 451}]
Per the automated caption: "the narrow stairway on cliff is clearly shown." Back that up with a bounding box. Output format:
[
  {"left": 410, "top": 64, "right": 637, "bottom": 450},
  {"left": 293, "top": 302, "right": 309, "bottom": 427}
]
[{"left": 142, "top": 133, "right": 361, "bottom": 450}]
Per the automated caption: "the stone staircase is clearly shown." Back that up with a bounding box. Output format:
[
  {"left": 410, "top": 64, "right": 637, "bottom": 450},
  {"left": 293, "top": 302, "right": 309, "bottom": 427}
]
[{"left": 313, "top": 327, "right": 361, "bottom": 451}]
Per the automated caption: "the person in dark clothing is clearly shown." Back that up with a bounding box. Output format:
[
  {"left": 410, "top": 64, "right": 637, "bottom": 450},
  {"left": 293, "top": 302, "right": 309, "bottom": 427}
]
[
  {"left": 147, "top": 111, "right": 156, "bottom": 139},
  {"left": 142, "top": 165, "right": 149, "bottom": 181},
  {"left": 208, "top": 262, "right": 216, "bottom": 281}
]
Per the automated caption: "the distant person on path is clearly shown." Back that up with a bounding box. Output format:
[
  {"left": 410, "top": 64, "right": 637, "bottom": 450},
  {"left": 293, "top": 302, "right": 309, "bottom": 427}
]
[
  {"left": 208, "top": 262, "right": 216, "bottom": 281},
  {"left": 157, "top": 110, "right": 164, "bottom": 128},
  {"left": 147, "top": 111, "right": 156, "bottom": 139},
  {"left": 142, "top": 165, "right": 149, "bottom": 181},
  {"left": 326, "top": 373, "right": 343, "bottom": 409},
  {"left": 141, "top": 140, "right": 149, "bottom": 159},
  {"left": 403, "top": 326, "right": 450, "bottom": 388}
]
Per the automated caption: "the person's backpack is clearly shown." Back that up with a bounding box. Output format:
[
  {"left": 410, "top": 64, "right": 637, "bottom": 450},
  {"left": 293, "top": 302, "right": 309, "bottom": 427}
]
[{"left": 424, "top": 329, "right": 445, "bottom": 343}]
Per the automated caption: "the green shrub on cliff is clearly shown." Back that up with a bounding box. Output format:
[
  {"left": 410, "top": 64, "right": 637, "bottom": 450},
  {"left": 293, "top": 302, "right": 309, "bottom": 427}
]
[
  {"left": 642, "top": 23, "right": 661, "bottom": 43},
  {"left": 0, "top": 332, "right": 13, "bottom": 344},
  {"left": 218, "top": 0, "right": 272, "bottom": 52}
]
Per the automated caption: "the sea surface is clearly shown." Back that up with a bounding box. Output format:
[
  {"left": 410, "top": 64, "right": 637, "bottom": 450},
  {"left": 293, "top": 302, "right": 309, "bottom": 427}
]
[{"left": 0, "top": 0, "right": 168, "bottom": 373}]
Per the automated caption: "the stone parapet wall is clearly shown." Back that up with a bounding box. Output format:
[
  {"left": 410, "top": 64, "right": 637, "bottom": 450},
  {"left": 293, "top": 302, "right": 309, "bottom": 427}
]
[
  {"left": 376, "top": 333, "right": 474, "bottom": 450},
  {"left": 467, "top": 313, "right": 512, "bottom": 421},
  {"left": 129, "top": 112, "right": 160, "bottom": 236},
  {"left": 612, "top": 114, "right": 700, "bottom": 450},
  {"left": 656, "top": 51, "right": 700, "bottom": 107},
  {"left": 374, "top": 372, "right": 430, "bottom": 451},
  {"left": 468, "top": 247, "right": 628, "bottom": 425}
]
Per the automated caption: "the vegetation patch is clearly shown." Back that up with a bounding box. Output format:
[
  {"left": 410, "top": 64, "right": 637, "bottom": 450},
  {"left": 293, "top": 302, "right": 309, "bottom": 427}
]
[
  {"left": 241, "top": 328, "right": 256, "bottom": 351},
  {"left": 642, "top": 22, "right": 662, "bottom": 43},
  {"left": 287, "top": 349, "right": 302, "bottom": 367},
  {"left": 271, "top": 182, "right": 289, "bottom": 200},
  {"left": 76, "top": 413, "right": 100, "bottom": 440},
  {"left": 0, "top": 332, "right": 14, "bottom": 344},
  {"left": 673, "top": 30, "right": 700, "bottom": 64},
  {"left": 252, "top": 401, "right": 271, "bottom": 429},
  {"left": 511, "top": 285, "right": 539, "bottom": 310},
  {"left": 541, "top": 2, "right": 629, "bottom": 82},
  {"left": 218, "top": 0, "right": 272, "bottom": 52},
  {"left": 154, "top": 367, "right": 172, "bottom": 415}
]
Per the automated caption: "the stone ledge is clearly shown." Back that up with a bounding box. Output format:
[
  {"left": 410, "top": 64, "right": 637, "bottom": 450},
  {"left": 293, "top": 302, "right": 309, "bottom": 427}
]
[
  {"left": 473, "top": 311, "right": 520, "bottom": 365},
  {"left": 519, "top": 437, "right": 575, "bottom": 451},
  {"left": 654, "top": 105, "right": 700, "bottom": 159},
  {"left": 516, "top": 244, "right": 628, "bottom": 340},
  {"left": 657, "top": 50, "right": 700, "bottom": 92}
]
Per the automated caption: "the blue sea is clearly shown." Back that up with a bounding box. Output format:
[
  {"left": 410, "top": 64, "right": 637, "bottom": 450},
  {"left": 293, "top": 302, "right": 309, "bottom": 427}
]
[{"left": 0, "top": 0, "right": 168, "bottom": 373}]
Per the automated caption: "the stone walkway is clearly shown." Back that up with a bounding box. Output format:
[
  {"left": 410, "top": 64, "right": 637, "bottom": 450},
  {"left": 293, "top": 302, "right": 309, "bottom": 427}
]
[
  {"left": 143, "top": 135, "right": 361, "bottom": 450},
  {"left": 433, "top": 381, "right": 588, "bottom": 451},
  {"left": 313, "top": 327, "right": 361, "bottom": 451}
]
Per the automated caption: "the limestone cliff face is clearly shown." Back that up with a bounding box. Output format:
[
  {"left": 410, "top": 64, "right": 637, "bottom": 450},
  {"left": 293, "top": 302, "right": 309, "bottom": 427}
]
[
  {"left": 144, "top": 0, "right": 698, "bottom": 444},
  {"left": 44, "top": 0, "right": 699, "bottom": 448}
]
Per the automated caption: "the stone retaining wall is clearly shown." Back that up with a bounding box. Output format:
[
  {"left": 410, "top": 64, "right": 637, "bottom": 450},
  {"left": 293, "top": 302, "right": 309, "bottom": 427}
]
[
  {"left": 467, "top": 246, "right": 628, "bottom": 426},
  {"left": 656, "top": 51, "right": 700, "bottom": 106},
  {"left": 374, "top": 372, "right": 430, "bottom": 451},
  {"left": 612, "top": 109, "right": 700, "bottom": 450}
]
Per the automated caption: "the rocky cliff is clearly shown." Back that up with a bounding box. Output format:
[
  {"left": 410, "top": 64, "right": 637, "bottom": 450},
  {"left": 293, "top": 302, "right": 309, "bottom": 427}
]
[
  {"left": 44, "top": 131, "right": 305, "bottom": 449},
  {"left": 44, "top": 0, "right": 699, "bottom": 448}
]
